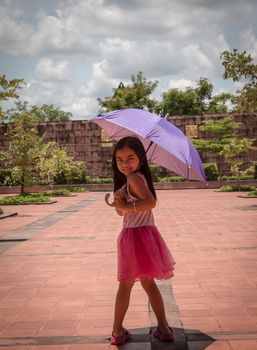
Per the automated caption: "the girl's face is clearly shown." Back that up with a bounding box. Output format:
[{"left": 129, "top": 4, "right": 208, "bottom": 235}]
[{"left": 116, "top": 146, "right": 140, "bottom": 176}]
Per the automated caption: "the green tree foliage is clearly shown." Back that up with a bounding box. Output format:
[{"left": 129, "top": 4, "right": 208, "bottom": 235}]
[
  {"left": 37, "top": 141, "right": 86, "bottom": 187},
  {"left": 6, "top": 100, "right": 72, "bottom": 122},
  {"left": 2, "top": 111, "right": 44, "bottom": 193},
  {"left": 0, "top": 74, "right": 24, "bottom": 119},
  {"left": 0, "top": 75, "right": 25, "bottom": 213},
  {"left": 220, "top": 138, "right": 253, "bottom": 183},
  {"left": 1, "top": 116, "right": 85, "bottom": 192},
  {"left": 155, "top": 77, "right": 232, "bottom": 116},
  {"left": 221, "top": 49, "right": 257, "bottom": 112},
  {"left": 193, "top": 116, "right": 252, "bottom": 179},
  {"left": 30, "top": 103, "right": 72, "bottom": 121},
  {"left": 97, "top": 72, "right": 158, "bottom": 113}
]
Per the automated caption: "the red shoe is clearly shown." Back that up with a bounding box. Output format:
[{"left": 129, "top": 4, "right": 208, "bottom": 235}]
[
  {"left": 153, "top": 326, "right": 174, "bottom": 342},
  {"left": 111, "top": 328, "right": 131, "bottom": 345}
]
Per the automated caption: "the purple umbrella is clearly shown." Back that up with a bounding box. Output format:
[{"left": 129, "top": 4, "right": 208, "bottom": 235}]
[{"left": 90, "top": 108, "right": 205, "bottom": 181}]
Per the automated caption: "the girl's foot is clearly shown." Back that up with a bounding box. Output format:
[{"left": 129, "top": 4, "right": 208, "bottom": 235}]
[
  {"left": 111, "top": 328, "right": 131, "bottom": 345},
  {"left": 153, "top": 326, "right": 174, "bottom": 342}
]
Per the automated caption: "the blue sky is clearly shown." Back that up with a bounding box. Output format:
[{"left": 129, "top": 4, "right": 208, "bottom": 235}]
[{"left": 0, "top": 0, "right": 256, "bottom": 119}]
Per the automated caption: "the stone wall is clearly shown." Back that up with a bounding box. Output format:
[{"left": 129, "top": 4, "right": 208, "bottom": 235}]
[
  {"left": 166, "top": 113, "right": 257, "bottom": 176},
  {"left": 0, "top": 112, "right": 256, "bottom": 178}
]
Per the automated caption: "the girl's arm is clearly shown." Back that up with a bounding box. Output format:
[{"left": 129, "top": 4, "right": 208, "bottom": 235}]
[
  {"left": 114, "top": 188, "right": 126, "bottom": 216},
  {"left": 113, "top": 173, "right": 156, "bottom": 212}
]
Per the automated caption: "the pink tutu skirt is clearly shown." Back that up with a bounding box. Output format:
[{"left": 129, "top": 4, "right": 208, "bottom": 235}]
[{"left": 117, "top": 225, "right": 175, "bottom": 282}]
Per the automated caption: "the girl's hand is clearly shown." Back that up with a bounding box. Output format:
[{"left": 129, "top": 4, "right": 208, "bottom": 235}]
[
  {"left": 114, "top": 188, "right": 127, "bottom": 200},
  {"left": 112, "top": 197, "right": 126, "bottom": 210},
  {"left": 105, "top": 190, "right": 127, "bottom": 211}
]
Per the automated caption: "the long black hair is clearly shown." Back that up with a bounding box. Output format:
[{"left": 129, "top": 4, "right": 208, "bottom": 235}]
[{"left": 112, "top": 136, "right": 156, "bottom": 199}]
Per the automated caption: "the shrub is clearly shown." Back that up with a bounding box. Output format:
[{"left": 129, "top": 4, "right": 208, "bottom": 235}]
[
  {"left": 0, "top": 192, "right": 50, "bottom": 205},
  {"left": 150, "top": 165, "right": 160, "bottom": 182},
  {"left": 66, "top": 186, "right": 86, "bottom": 192},
  {"left": 40, "top": 189, "right": 71, "bottom": 196},
  {"left": 86, "top": 177, "right": 113, "bottom": 184},
  {"left": 204, "top": 163, "right": 219, "bottom": 181},
  {"left": 221, "top": 175, "right": 254, "bottom": 180},
  {"left": 248, "top": 189, "right": 257, "bottom": 197},
  {"left": 220, "top": 185, "right": 256, "bottom": 192},
  {"left": 159, "top": 176, "right": 185, "bottom": 182},
  {"left": 54, "top": 165, "right": 87, "bottom": 185},
  {"left": 254, "top": 162, "right": 257, "bottom": 179},
  {"left": 0, "top": 169, "right": 21, "bottom": 186}
]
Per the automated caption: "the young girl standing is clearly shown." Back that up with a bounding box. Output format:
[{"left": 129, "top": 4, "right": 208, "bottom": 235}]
[{"left": 107, "top": 136, "right": 176, "bottom": 345}]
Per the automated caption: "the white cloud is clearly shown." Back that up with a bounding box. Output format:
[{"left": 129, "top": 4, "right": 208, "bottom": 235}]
[
  {"left": 168, "top": 79, "right": 195, "bottom": 90},
  {"left": 1, "top": 0, "right": 256, "bottom": 118},
  {"left": 0, "top": 1, "right": 33, "bottom": 55},
  {"left": 239, "top": 27, "right": 257, "bottom": 59},
  {"left": 35, "top": 58, "right": 70, "bottom": 81}
]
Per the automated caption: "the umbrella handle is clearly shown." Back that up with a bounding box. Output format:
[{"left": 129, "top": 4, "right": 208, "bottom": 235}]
[{"left": 105, "top": 193, "right": 114, "bottom": 207}]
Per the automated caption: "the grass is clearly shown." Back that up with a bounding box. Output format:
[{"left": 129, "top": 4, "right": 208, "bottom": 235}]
[
  {"left": 159, "top": 176, "right": 185, "bottom": 183},
  {"left": 0, "top": 192, "right": 50, "bottom": 205},
  {"left": 86, "top": 177, "right": 113, "bottom": 184},
  {"left": 220, "top": 185, "right": 256, "bottom": 192},
  {"left": 0, "top": 186, "right": 87, "bottom": 205},
  {"left": 247, "top": 189, "right": 257, "bottom": 197},
  {"left": 40, "top": 189, "right": 72, "bottom": 196}
]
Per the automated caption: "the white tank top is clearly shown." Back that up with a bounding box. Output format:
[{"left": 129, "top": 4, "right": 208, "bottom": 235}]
[{"left": 122, "top": 173, "right": 155, "bottom": 228}]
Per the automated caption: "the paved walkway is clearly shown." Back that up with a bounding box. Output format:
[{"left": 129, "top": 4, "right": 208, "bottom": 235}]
[{"left": 0, "top": 189, "right": 256, "bottom": 350}]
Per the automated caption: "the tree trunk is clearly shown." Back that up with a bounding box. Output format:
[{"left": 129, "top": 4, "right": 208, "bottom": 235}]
[{"left": 21, "top": 168, "right": 25, "bottom": 194}]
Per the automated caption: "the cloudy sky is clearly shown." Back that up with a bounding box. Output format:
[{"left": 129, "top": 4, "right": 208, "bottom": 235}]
[{"left": 0, "top": 0, "right": 256, "bottom": 119}]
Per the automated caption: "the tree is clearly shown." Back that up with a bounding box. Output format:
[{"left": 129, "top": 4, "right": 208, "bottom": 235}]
[
  {"left": 155, "top": 77, "right": 232, "bottom": 116},
  {"left": 192, "top": 116, "right": 252, "bottom": 180},
  {"left": 0, "top": 75, "right": 24, "bottom": 213},
  {"left": 0, "top": 75, "right": 24, "bottom": 119},
  {"left": 30, "top": 104, "right": 72, "bottom": 122},
  {"left": 208, "top": 92, "right": 234, "bottom": 113},
  {"left": 4, "top": 111, "right": 44, "bottom": 193},
  {"left": 220, "top": 138, "right": 253, "bottom": 183},
  {"left": 5, "top": 101, "right": 72, "bottom": 122},
  {"left": 221, "top": 49, "right": 257, "bottom": 112},
  {"left": 97, "top": 72, "right": 158, "bottom": 113},
  {"left": 37, "top": 141, "right": 86, "bottom": 188}
]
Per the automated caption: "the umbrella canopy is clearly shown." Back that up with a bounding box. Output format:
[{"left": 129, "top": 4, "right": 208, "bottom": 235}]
[{"left": 90, "top": 108, "right": 205, "bottom": 181}]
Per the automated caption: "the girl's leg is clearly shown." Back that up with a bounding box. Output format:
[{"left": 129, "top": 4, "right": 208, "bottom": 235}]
[
  {"left": 113, "top": 281, "right": 134, "bottom": 336},
  {"left": 140, "top": 279, "right": 171, "bottom": 334}
]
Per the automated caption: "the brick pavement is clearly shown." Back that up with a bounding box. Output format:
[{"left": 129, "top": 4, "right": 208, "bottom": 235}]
[{"left": 0, "top": 189, "right": 256, "bottom": 349}]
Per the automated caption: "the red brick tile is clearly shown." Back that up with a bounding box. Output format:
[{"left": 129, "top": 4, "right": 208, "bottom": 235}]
[
  {"left": 188, "top": 341, "right": 231, "bottom": 350},
  {"left": 229, "top": 340, "right": 257, "bottom": 350},
  {"left": 0, "top": 189, "right": 256, "bottom": 344},
  {"left": 69, "top": 345, "right": 109, "bottom": 350}
]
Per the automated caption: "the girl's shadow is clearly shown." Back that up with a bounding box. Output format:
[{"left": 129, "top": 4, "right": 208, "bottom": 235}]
[{"left": 108, "top": 326, "right": 215, "bottom": 349}]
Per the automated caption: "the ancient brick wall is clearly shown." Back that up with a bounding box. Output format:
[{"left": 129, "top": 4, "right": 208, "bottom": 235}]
[
  {"left": 0, "top": 112, "right": 256, "bottom": 178},
  {"left": 167, "top": 113, "right": 257, "bottom": 175}
]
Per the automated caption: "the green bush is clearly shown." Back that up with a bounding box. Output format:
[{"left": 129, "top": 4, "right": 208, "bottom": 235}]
[
  {"left": 0, "top": 169, "right": 19, "bottom": 186},
  {"left": 254, "top": 163, "right": 257, "bottom": 179},
  {"left": 221, "top": 175, "right": 254, "bottom": 180},
  {"left": 220, "top": 185, "right": 256, "bottom": 192},
  {"left": 248, "top": 189, "right": 257, "bottom": 197},
  {"left": 150, "top": 165, "right": 160, "bottom": 182},
  {"left": 0, "top": 192, "right": 50, "bottom": 205},
  {"left": 159, "top": 176, "right": 185, "bottom": 182},
  {"left": 86, "top": 177, "right": 113, "bottom": 184},
  {"left": 40, "top": 189, "right": 71, "bottom": 196},
  {"left": 0, "top": 208, "right": 3, "bottom": 214},
  {"left": 204, "top": 163, "right": 218, "bottom": 181},
  {"left": 66, "top": 186, "right": 86, "bottom": 192},
  {"left": 54, "top": 168, "right": 87, "bottom": 185}
]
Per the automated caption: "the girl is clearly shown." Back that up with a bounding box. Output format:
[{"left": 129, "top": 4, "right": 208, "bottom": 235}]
[{"left": 107, "top": 136, "right": 176, "bottom": 346}]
